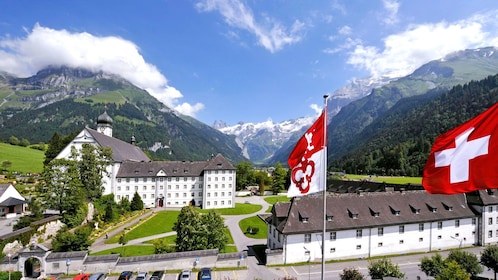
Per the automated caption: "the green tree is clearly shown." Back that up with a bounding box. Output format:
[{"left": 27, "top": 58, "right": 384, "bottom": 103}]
[
  {"left": 340, "top": 267, "right": 365, "bottom": 280},
  {"left": 436, "top": 260, "right": 470, "bottom": 280},
  {"left": 52, "top": 225, "right": 92, "bottom": 252},
  {"left": 174, "top": 206, "right": 204, "bottom": 252},
  {"left": 40, "top": 158, "right": 84, "bottom": 221},
  {"left": 368, "top": 257, "right": 405, "bottom": 280},
  {"left": 446, "top": 249, "right": 483, "bottom": 277},
  {"left": 8, "top": 136, "right": 19, "bottom": 146},
  {"left": 236, "top": 161, "right": 255, "bottom": 191},
  {"left": 119, "top": 197, "right": 131, "bottom": 213},
  {"left": 152, "top": 238, "right": 174, "bottom": 254},
  {"left": 71, "top": 144, "right": 112, "bottom": 201},
  {"left": 271, "top": 162, "right": 287, "bottom": 194},
  {"left": 420, "top": 253, "right": 445, "bottom": 277},
  {"left": 481, "top": 245, "right": 498, "bottom": 280},
  {"left": 254, "top": 170, "right": 270, "bottom": 194},
  {"left": 1, "top": 160, "right": 12, "bottom": 171},
  {"left": 130, "top": 191, "right": 144, "bottom": 211},
  {"left": 20, "top": 138, "right": 30, "bottom": 147},
  {"left": 203, "top": 210, "right": 228, "bottom": 252}
]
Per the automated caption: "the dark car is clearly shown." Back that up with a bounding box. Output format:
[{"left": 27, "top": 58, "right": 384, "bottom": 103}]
[
  {"left": 150, "top": 271, "right": 164, "bottom": 280},
  {"left": 197, "top": 268, "right": 211, "bottom": 280},
  {"left": 118, "top": 271, "right": 133, "bottom": 280},
  {"left": 89, "top": 273, "right": 106, "bottom": 280}
]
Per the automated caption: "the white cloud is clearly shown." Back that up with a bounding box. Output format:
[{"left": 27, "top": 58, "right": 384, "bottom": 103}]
[
  {"left": 0, "top": 24, "right": 203, "bottom": 118},
  {"left": 196, "top": 0, "right": 304, "bottom": 53},
  {"left": 381, "top": 0, "right": 400, "bottom": 26},
  {"left": 347, "top": 13, "right": 498, "bottom": 78}
]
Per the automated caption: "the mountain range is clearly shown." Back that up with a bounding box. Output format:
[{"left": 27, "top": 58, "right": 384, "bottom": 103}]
[
  {"left": 219, "top": 47, "right": 498, "bottom": 166},
  {"left": 1, "top": 47, "right": 498, "bottom": 170},
  {"left": 0, "top": 67, "right": 246, "bottom": 163}
]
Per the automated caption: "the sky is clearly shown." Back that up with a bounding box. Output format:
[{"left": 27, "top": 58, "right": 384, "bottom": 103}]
[{"left": 1, "top": 1, "right": 498, "bottom": 126}]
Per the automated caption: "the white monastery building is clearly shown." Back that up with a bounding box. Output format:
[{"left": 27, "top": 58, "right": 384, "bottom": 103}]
[
  {"left": 266, "top": 188, "right": 498, "bottom": 265},
  {"left": 55, "top": 112, "right": 236, "bottom": 209}
]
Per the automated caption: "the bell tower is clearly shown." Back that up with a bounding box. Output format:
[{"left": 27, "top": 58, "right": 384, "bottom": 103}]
[{"left": 96, "top": 111, "right": 113, "bottom": 137}]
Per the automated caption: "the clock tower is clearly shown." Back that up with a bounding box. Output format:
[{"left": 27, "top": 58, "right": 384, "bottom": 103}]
[{"left": 96, "top": 111, "right": 113, "bottom": 137}]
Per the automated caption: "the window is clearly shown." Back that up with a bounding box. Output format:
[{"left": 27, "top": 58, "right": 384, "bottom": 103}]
[
  {"left": 126, "top": 186, "right": 130, "bottom": 191},
  {"left": 438, "top": 235, "right": 442, "bottom": 239},
  {"left": 472, "top": 218, "right": 476, "bottom": 225},
  {"left": 489, "top": 231, "right": 493, "bottom": 238},
  {"left": 490, "top": 218, "right": 493, "bottom": 225},
  {"left": 419, "top": 238, "right": 423, "bottom": 242},
  {"left": 490, "top": 206, "right": 494, "bottom": 212},
  {"left": 419, "top": 224, "right": 424, "bottom": 232},
  {"left": 356, "top": 229, "right": 362, "bottom": 238},
  {"left": 378, "top": 242, "right": 383, "bottom": 247},
  {"left": 135, "top": 178, "right": 139, "bottom": 182},
  {"left": 117, "top": 178, "right": 122, "bottom": 183},
  {"left": 399, "top": 225, "right": 404, "bottom": 234},
  {"left": 356, "top": 245, "right": 361, "bottom": 250},
  {"left": 399, "top": 240, "right": 404, "bottom": 244},
  {"left": 455, "top": 220, "right": 460, "bottom": 228},
  {"left": 142, "top": 194, "right": 146, "bottom": 199},
  {"left": 301, "top": 217, "right": 309, "bottom": 223},
  {"left": 330, "top": 232, "right": 336, "bottom": 241},
  {"left": 438, "top": 221, "right": 443, "bottom": 229},
  {"left": 143, "top": 186, "right": 147, "bottom": 191},
  {"left": 378, "top": 227, "right": 384, "bottom": 236},
  {"left": 304, "top": 234, "right": 311, "bottom": 243},
  {"left": 117, "top": 186, "right": 121, "bottom": 191},
  {"left": 330, "top": 248, "right": 336, "bottom": 253}
]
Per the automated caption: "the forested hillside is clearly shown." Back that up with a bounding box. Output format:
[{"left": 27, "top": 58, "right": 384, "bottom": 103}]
[{"left": 331, "top": 74, "right": 498, "bottom": 176}]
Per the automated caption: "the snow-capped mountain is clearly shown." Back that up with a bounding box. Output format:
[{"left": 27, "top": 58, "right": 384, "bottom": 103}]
[
  {"left": 328, "top": 76, "right": 392, "bottom": 115},
  {"left": 216, "top": 117, "right": 315, "bottom": 163},
  {"left": 214, "top": 75, "right": 391, "bottom": 163}
]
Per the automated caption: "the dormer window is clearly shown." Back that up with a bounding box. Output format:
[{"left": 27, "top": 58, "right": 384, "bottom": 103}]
[
  {"left": 302, "top": 217, "right": 309, "bottom": 223},
  {"left": 370, "top": 208, "right": 380, "bottom": 217},
  {"left": 410, "top": 205, "right": 421, "bottom": 214},
  {"left": 348, "top": 209, "right": 359, "bottom": 219},
  {"left": 389, "top": 206, "right": 400, "bottom": 216},
  {"left": 326, "top": 215, "right": 333, "bottom": 221}
]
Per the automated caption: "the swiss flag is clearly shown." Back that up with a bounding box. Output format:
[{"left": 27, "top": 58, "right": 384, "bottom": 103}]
[
  {"left": 423, "top": 102, "right": 498, "bottom": 194},
  {"left": 287, "top": 111, "right": 326, "bottom": 197}
]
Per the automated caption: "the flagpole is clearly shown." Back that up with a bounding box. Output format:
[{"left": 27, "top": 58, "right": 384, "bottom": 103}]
[{"left": 321, "top": 94, "right": 329, "bottom": 280}]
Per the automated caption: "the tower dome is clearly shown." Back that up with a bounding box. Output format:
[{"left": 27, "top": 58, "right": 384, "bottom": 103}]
[{"left": 97, "top": 111, "right": 113, "bottom": 125}]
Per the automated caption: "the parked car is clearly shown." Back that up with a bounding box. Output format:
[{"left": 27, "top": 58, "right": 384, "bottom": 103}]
[
  {"left": 197, "top": 268, "right": 211, "bottom": 280},
  {"left": 89, "top": 273, "right": 106, "bottom": 280},
  {"left": 178, "top": 270, "right": 191, "bottom": 280},
  {"left": 136, "top": 271, "right": 148, "bottom": 280},
  {"left": 150, "top": 271, "right": 164, "bottom": 280},
  {"left": 118, "top": 271, "right": 133, "bottom": 280},
  {"left": 73, "top": 274, "right": 90, "bottom": 280}
]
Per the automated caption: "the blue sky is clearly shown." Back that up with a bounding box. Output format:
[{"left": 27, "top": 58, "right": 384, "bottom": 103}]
[{"left": 1, "top": 1, "right": 498, "bottom": 126}]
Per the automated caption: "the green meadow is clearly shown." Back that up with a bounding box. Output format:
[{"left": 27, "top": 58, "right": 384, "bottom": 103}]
[{"left": 0, "top": 143, "right": 45, "bottom": 174}]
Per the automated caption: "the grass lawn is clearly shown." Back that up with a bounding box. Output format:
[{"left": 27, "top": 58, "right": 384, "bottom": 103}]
[
  {"left": 199, "top": 203, "right": 262, "bottom": 215},
  {"left": 0, "top": 143, "right": 44, "bottom": 174},
  {"left": 344, "top": 174, "right": 422, "bottom": 185},
  {"left": 264, "top": 196, "right": 291, "bottom": 205},
  {"left": 90, "top": 245, "right": 155, "bottom": 257},
  {"left": 107, "top": 211, "right": 180, "bottom": 243},
  {"left": 238, "top": 216, "right": 267, "bottom": 239}
]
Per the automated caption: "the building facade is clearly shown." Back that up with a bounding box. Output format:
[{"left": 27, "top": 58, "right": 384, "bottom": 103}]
[
  {"left": 55, "top": 112, "right": 236, "bottom": 209},
  {"left": 266, "top": 190, "right": 491, "bottom": 265}
]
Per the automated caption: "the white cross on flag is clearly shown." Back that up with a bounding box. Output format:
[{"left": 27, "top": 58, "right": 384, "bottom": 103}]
[
  {"left": 287, "top": 111, "right": 326, "bottom": 197},
  {"left": 423, "top": 102, "right": 498, "bottom": 194}
]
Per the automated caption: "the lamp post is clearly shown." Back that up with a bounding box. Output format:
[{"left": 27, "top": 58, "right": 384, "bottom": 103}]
[
  {"left": 304, "top": 247, "right": 311, "bottom": 280},
  {"left": 7, "top": 253, "right": 11, "bottom": 280}
]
